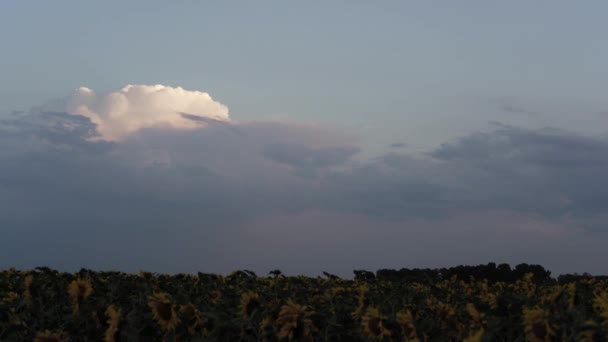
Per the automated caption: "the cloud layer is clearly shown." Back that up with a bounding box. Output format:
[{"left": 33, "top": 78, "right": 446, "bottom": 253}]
[{"left": 1, "top": 85, "right": 608, "bottom": 276}]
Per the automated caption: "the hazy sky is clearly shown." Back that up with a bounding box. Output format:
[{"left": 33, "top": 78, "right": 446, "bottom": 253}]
[{"left": 1, "top": 2, "right": 608, "bottom": 276}]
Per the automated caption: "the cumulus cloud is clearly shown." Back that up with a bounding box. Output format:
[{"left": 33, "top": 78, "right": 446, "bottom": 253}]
[{"left": 42, "top": 84, "right": 230, "bottom": 141}]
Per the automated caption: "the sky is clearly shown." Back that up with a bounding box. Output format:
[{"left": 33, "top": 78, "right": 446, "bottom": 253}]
[{"left": 1, "top": 1, "right": 608, "bottom": 277}]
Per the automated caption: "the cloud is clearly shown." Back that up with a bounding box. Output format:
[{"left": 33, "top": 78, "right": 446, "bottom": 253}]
[
  {"left": 263, "top": 143, "right": 359, "bottom": 177},
  {"left": 2, "top": 86, "right": 608, "bottom": 276},
  {"left": 41, "top": 85, "right": 230, "bottom": 141},
  {"left": 427, "top": 124, "right": 608, "bottom": 216}
]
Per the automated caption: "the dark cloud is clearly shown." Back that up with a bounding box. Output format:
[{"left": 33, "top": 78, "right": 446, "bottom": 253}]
[
  {"left": 1, "top": 111, "right": 112, "bottom": 152},
  {"left": 1, "top": 111, "right": 608, "bottom": 275},
  {"left": 428, "top": 124, "right": 608, "bottom": 217},
  {"left": 432, "top": 124, "right": 608, "bottom": 168},
  {"left": 263, "top": 143, "right": 359, "bottom": 177}
]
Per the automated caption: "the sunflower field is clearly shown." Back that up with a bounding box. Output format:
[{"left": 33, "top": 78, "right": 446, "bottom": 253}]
[{"left": 1, "top": 265, "right": 608, "bottom": 341}]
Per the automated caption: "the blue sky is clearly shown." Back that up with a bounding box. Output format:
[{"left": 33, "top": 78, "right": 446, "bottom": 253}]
[
  {"left": 3, "top": 1, "right": 608, "bottom": 151},
  {"left": 1, "top": 2, "right": 608, "bottom": 276}
]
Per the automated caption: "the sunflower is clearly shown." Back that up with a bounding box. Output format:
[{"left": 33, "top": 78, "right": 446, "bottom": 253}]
[
  {"left": 148, "top": 292, "right": 180, "bottom": 332},
  {"left": 23, "top": 274, "right": 34, "bottom": 304},
  {"left": 33, "top": 330, "right": 66, "bottom": 342},
  {"left": 210, "top": 289, "right": 222, "bottom": 305},
  {"left": 104, "top": 305, "right": 121, "bottom": 342},
  {"left": 2, "top": 291, "right": 19, "bottom": 304},
  {"left": 463, "top": 328, "right": 484, "bottom": 342},
  {"left": 466, "top": 303, "right": 484, "bottom": 328},
  {"left": 593, "top": 289, "right": 608, "bottom": 324},
  {"left": 276, "top": 299, "right": 317, "bottom": 341},
  {"left": 352, "top": 284, "right": 369, "bottom": 319},
  {"left": 180, "top": 303, "right": 204, "bottom": 334},
  {"left": 575, "top": 320, "right": 600, "bottom": 342},
  {"left": 479, "top": 291, "right": 497, "bottom": 310},
  {"left": 239, "top": 291, "right": 261, "bottom": 319},
  {"left": 541, "top": 286, "right": 563, "bottom": 305},
  {"left": 396, "top": 309, "right": 419, "bottom": 341},
  {"left": 522, "top": 307, "right": 555, "bottom": 342},
  {"left": 259, "top": 317, "right": 275, "bottom": 342},
  {"left": 430, "top": 300, "right": 457, "bottom": 328},
  {"left": 565, "top": 283, "right": 576, "bottom": 310},
  {"left": 330, "top": 287, "right": 347, "bottom": 297},
  {"left": 361, "top": 306, "right": 391, "bottom": 340},
  {"left": 68, "top": 278, "right": 93, "bottom": 314}
]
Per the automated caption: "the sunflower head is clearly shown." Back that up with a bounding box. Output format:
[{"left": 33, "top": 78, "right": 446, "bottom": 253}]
[
  {"left": 522, "top": 307, "right": 555, "bottom": 342},
  {"left": 466, "top": 303, "right": 485, "bottom": 327},
  {"left": 575, "top": 320, "right": 600, "bottom": 342},
  {"left": 68, "top": 278, "right": 93, "bottom": 313},
  {"left": 541, "top": 287, "right": 563, "bottom": 305},
  {"left": 396, "top": 309, "right": 418, "bottom": 340},
  {"left": 565, "top": 283, "right": 576, "bottom": 310},
  {"left": 593, "top": 289, "right": 608, "bottom": 323},
  {"left": 33, "top": 330, "right": 66, "bottom": 342},
  {"left": 104, "top": 305, "right": 121, "bottom": 342},
  {"left": 239, "top": 291, "right": 260, "bottom": 319},
  {"left": 259, "top": 317, "right": 275, "bottom": 340},
  {"left": 23, "top": 274, "right": 34, "bottom": 303},
  {"left": 352, "top": 284, "right": 369, "bottom": 319},
  {"left": 361, "top": 306, "right": 392, "bottom": 340},
  {"left": 276, "top": 299, "right": 317, "bottom": 341},
  {"left": 2, "top": 291, "right": 19, "bottom": 304},
  {"left": 180, "top": 303, "right": 204, "bottom": 334},
  {"left": 463, "top": 328, "right": 484, "bottom": 342},
  {"left": 210, "top": 289, "right": 222, "bottom": 305},
  {"left": 148, "top": 292, "right": 180, "bottom": 332}
]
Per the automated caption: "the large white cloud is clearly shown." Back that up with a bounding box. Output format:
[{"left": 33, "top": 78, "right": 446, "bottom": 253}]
[{"left": 50, "top": 84, "right": 230, "bottom": 141}]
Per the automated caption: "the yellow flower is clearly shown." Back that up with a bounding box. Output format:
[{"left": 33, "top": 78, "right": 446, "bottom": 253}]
[
  {"left": 210, "top": 289, "right": 222, "bottom": 305},
  {"left": 522, "top": 307, "right": 555, "bottom": 342},
  {"left": 352, "top": 284, "right": 369, "bottom": 319},
  {"left": 148, "top": 292, "right": 180, "bottom": 332},
  {"left": 463, "top": 328, "right": 484, "bottom": 342},
  {"left": 180, "top": 303, "right": 203, "bottom": 334},
  {"left": 2, "top": 291, "right": 19, "bottom": 304},
  {"left": 33, "top": 330, "right": 66, "bottom": 342},
  {"left": 479, "top": 291, "right": 497, "bottom": 309},
  {"left": 239, "top": 291, "right": 260, "bottom": 319},
  {"left": 67, "top": 278, "right": 93, "bottom": 313},
  {"left": 259, "top": 316, "right": 275, "bottom": 340},
  {"left": 361, "top": 306, "right": 391, "bottom": 340},
  {"left": 466, "top": 303, "right": 484, "bottom": 328},
  {"left": 541, "top": 286, "right": 562, "bottom": 305},
  {"left": 276, "top": 299, "right": 317, "bottom": 341},
  {"left": 396, "top": 309, "right": 419, "bottom": 341},
  {"left": 432, "top": 301, "right": 457, "bottom": 325},
  {"left": 24, "top": 274, "right": 34, "bottom": 303},
  {"left": 565, "top": 283, "right": 576, "bottom": 310},
  {"left": 593, "top": 289, "right": 608, "bottom": 326},
  {"left": 576, "top": 320, "right": 599, "bottom": 342},
  {"left": 104, "top": 305, "right": 121, "bottom": 342},
  {"left": 330, "top": 287, "right": 347, "bottom": 296}
]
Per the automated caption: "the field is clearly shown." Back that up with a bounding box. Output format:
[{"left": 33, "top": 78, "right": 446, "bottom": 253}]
[{"left": 1, "top": 264, "right": 607, "bottom": 341}]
